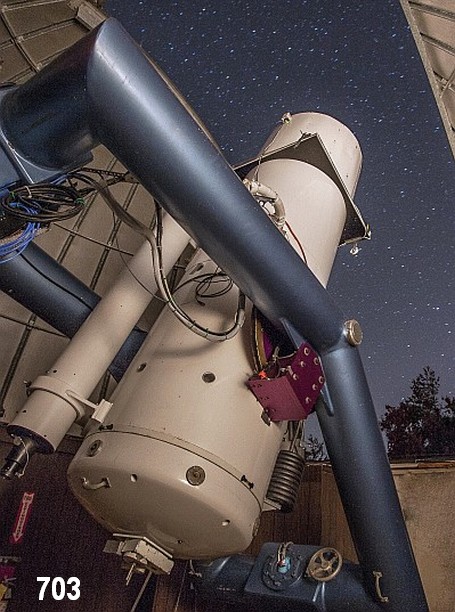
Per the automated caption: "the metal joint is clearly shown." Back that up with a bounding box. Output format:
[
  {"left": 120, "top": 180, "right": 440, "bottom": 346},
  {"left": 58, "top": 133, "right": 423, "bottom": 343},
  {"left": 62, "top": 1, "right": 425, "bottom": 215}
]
[{"left": 344, "top": 319, "right": 363, "bottom": 346}]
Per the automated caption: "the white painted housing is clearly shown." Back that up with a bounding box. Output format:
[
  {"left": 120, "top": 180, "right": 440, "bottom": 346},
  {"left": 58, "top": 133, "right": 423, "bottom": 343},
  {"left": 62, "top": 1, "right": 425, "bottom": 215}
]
[{"left": 68, "top": 113, "right": 362, "bottom": 563}]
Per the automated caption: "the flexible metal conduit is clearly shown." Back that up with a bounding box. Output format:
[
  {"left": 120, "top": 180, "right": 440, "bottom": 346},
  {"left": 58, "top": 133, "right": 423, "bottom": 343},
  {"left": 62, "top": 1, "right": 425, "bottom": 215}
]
[{"left": 0, "top": 19, "right": 428, "bottom": 611}]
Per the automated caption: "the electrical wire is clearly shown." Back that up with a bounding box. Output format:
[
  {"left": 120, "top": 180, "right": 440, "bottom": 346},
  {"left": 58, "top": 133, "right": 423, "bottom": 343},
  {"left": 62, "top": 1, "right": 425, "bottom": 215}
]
[
  {"left": 78, "top": 166, "right": 137, "bottom": 187},
  {"left": 0, "top": 203, "right": 40, "bottom": 263},
  {"left": 0, "top": 183, "right": 84, "bottom": 223},
  {"left": 0, "top": 179, "right": 87, "bottom": 262},
  {"left": 53, "top": 222, "right": 135, "bottom": 256},
  {"left": 173, "top": 271, "right": 234, "bottom": 305},
  {"left": 70, "top": 171, "right": 245, "bottom": 341},
  {"left": 153, "top": 205, "right": 245, "bottom": 341},
  {"left": 285, "top": 221, "right": 307, "bottom": 263}
]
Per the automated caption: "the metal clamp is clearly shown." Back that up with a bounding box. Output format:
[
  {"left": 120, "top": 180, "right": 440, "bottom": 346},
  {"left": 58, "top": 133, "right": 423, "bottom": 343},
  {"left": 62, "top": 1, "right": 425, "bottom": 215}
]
[
  {"left": 28, "top": 375, "right": 113, "bottom": 423},
  {"left": 28, "top": 375, "right": 86, "bottom": 419},
  {"left": 66, "top": 389, "right": 112, "bottom": 423}
]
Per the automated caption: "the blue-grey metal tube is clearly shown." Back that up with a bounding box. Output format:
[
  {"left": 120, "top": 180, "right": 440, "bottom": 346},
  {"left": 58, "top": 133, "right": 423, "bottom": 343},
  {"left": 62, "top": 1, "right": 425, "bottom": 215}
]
[
  {"left": 317, "top": 347, "right": 425, "bottom": 609},
  {"left": 0, "top": 243, "right": 100, "bottom": 334},
  {"left": 0, "top": 19, "right": 343, "bottom": 350},
  {"left": 0, "top": 243, "right": 146, "bottom": 381},
  {"left": 0, "top": 19, "right": 428, "bottom": 610}
]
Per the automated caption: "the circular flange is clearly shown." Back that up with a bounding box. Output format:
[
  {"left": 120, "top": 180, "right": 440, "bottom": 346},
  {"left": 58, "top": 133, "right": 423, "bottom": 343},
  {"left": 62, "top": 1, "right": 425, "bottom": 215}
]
[
  {"left": 306, "top": 547, "right": 342, "bottom": 582},
  {"left": 262, "top": 548, "right": 303, "bottom": 591}
]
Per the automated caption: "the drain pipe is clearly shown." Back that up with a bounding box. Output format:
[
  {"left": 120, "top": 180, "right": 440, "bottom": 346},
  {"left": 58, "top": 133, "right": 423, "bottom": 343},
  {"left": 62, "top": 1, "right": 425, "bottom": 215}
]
[{"left": 0, "top": 18, "right": 427, "bottom": 611}]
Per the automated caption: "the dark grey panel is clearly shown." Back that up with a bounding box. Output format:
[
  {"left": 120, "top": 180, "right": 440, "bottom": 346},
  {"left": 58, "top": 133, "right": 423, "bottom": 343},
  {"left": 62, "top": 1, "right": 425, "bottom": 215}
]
[
  {"left": 22, "top": 22, "right": 87, "bottom": 64},
  {"left": 0, "top": 19, "right": 9, "bottom": 44},
  {"left": 3, "top": 2, "right": 75, "bottom": 36},
  {"left": 0, "top": 42, "right": 30, "bottom": 81}
]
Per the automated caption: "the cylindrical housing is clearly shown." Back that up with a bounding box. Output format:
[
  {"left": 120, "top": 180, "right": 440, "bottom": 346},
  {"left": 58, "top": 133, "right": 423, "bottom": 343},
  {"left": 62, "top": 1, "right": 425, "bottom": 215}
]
[
  {"left": 262, "top": 112, "right": 363, "bottom": 194},
  {"left": 68, "top": 250, "right": 285, "bottom": 559},
  {"left": 7, "top": 214, "right": 189, "bottom": 451},
  {"left": 248, "top": 160, "right": 345, "bottom": 286},
  {"left": 68, "top": 114, "right": 360, "bottom": 560},
  {"left": 248, "top": 113, "right": 362, "bottom": 286}
]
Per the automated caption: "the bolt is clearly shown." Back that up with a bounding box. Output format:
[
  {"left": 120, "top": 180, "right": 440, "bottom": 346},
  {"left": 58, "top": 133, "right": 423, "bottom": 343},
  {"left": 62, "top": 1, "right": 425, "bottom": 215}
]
[
  {"left": 87, "top": 440, "right": 103, "bottom": 457},
  {"left": 186, "top": 466, "right": 205, "bottom": 486},
  {"left": 344, "top": 319, "right": 363, "bottom": 346}
]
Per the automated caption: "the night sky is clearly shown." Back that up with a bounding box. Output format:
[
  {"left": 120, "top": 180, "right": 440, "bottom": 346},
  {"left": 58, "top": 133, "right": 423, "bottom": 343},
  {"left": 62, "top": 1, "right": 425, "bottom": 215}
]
[{"left": 105, "top": 0, "right": 454, "bottom": 418}]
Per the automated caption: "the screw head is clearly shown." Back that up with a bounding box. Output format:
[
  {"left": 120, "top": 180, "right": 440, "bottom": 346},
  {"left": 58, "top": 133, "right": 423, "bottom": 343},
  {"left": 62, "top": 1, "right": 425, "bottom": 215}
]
[
  {"left": 186, "top": 466, "right": 205, "bottom": 486},
  {"left": 202, "top": 371, "right": 216, "bottom": 383},
  {"left": 87, "top": 439, "right": 103, "bottom": 457}
]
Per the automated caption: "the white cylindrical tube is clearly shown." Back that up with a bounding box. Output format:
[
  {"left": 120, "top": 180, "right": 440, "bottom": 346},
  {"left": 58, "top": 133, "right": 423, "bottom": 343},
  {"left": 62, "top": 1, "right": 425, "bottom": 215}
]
[
  {"left": 262, "top": 112, "right": 363, "bottom": 194},
  {"left": 8, "top": 214, "right": 190, "bottom": 450}
]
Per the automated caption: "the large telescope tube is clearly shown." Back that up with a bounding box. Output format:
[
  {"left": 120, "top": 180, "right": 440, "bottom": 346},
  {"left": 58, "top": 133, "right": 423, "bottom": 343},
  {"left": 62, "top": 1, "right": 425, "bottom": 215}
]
[{"left": 67, "top": 111, "right": 355, "bottom": 562}]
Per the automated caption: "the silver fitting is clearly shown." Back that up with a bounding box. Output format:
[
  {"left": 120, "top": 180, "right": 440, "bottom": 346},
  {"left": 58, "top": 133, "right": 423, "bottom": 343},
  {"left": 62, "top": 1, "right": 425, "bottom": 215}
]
[
  {"left": 104, "top": 535, "right": 174, "bottom": 581},
  {"left": 344, "top": 319, "right": 363, "bottom": 346}
]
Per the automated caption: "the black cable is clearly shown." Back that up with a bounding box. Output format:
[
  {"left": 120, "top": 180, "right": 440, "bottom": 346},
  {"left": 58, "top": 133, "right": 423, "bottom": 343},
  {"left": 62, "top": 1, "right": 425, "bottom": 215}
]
[
  {"left": 0, "top": 183, "right": 85, "bottom": 223},
  {"left": 70, "top": 170, "right": 246, "bottom": 341},
  {"left": 174, "top": 271, "right": 234, "bottom": 305}
]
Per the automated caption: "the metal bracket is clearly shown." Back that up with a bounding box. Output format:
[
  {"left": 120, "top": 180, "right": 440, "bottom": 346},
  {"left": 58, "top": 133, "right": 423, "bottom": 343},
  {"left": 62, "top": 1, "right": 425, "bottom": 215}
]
[
  {"left": 373, "top": 571, "right": 389, "bottom": 603},
  {"left": 104, "top": 534, "right": 174, "bottom": 581},
  {"left": 66, "top": 389, "right": 112, "bottom": 424},
  {"left": 28, "top": 375, "right": 112, "bottom": 423}
]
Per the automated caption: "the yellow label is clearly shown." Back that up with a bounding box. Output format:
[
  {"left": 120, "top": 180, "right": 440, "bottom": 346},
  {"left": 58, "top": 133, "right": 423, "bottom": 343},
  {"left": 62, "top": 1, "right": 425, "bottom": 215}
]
[{"left": 0, "top": 584, "right": 7, "bottom": 600}]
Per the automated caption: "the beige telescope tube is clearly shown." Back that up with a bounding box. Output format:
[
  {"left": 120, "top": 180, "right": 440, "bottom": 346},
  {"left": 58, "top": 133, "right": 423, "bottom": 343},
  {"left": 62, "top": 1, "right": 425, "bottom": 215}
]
[
  {"left": 8, "top": 214, "right": 189, "bottom": 450},
  {"left": 67, "top": 113, "right": 362, "bottom": 562}
]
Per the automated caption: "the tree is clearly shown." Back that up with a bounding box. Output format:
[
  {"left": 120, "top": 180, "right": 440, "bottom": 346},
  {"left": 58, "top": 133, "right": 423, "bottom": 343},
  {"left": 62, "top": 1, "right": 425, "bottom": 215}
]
[
  {"left": 380, "top": 367, "right": 455, "bottom": 459},
  {"left": 304, "top": 434, "right": 327, "bottom": 461}
]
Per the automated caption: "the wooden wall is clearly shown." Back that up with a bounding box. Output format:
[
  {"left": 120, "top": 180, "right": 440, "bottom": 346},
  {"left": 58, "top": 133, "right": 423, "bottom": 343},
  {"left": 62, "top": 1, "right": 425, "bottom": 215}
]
[{"left": 319, "top": 463, "right": 455, "bottom": 612}]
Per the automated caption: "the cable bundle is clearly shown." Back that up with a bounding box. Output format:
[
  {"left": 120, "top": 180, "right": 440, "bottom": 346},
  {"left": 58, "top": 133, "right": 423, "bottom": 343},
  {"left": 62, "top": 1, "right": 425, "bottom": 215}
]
[
  {"left": 0, "top": 183, "right": 84, "bottom": 223},
  {"left": 0, "top": 203, "right": 40, "bottom": 263},
  {"left": 0, "top": 181, "right": 86, "bottom": 263},
  {"left": 70, "top": 170, "right": 245, "bottom": 342}
]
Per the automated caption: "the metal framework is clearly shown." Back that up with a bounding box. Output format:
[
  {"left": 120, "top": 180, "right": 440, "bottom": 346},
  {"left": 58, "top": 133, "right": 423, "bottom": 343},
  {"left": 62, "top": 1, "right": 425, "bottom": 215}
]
[{"left": 400, "top": 0, "right": 455, "bottom": 157}]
